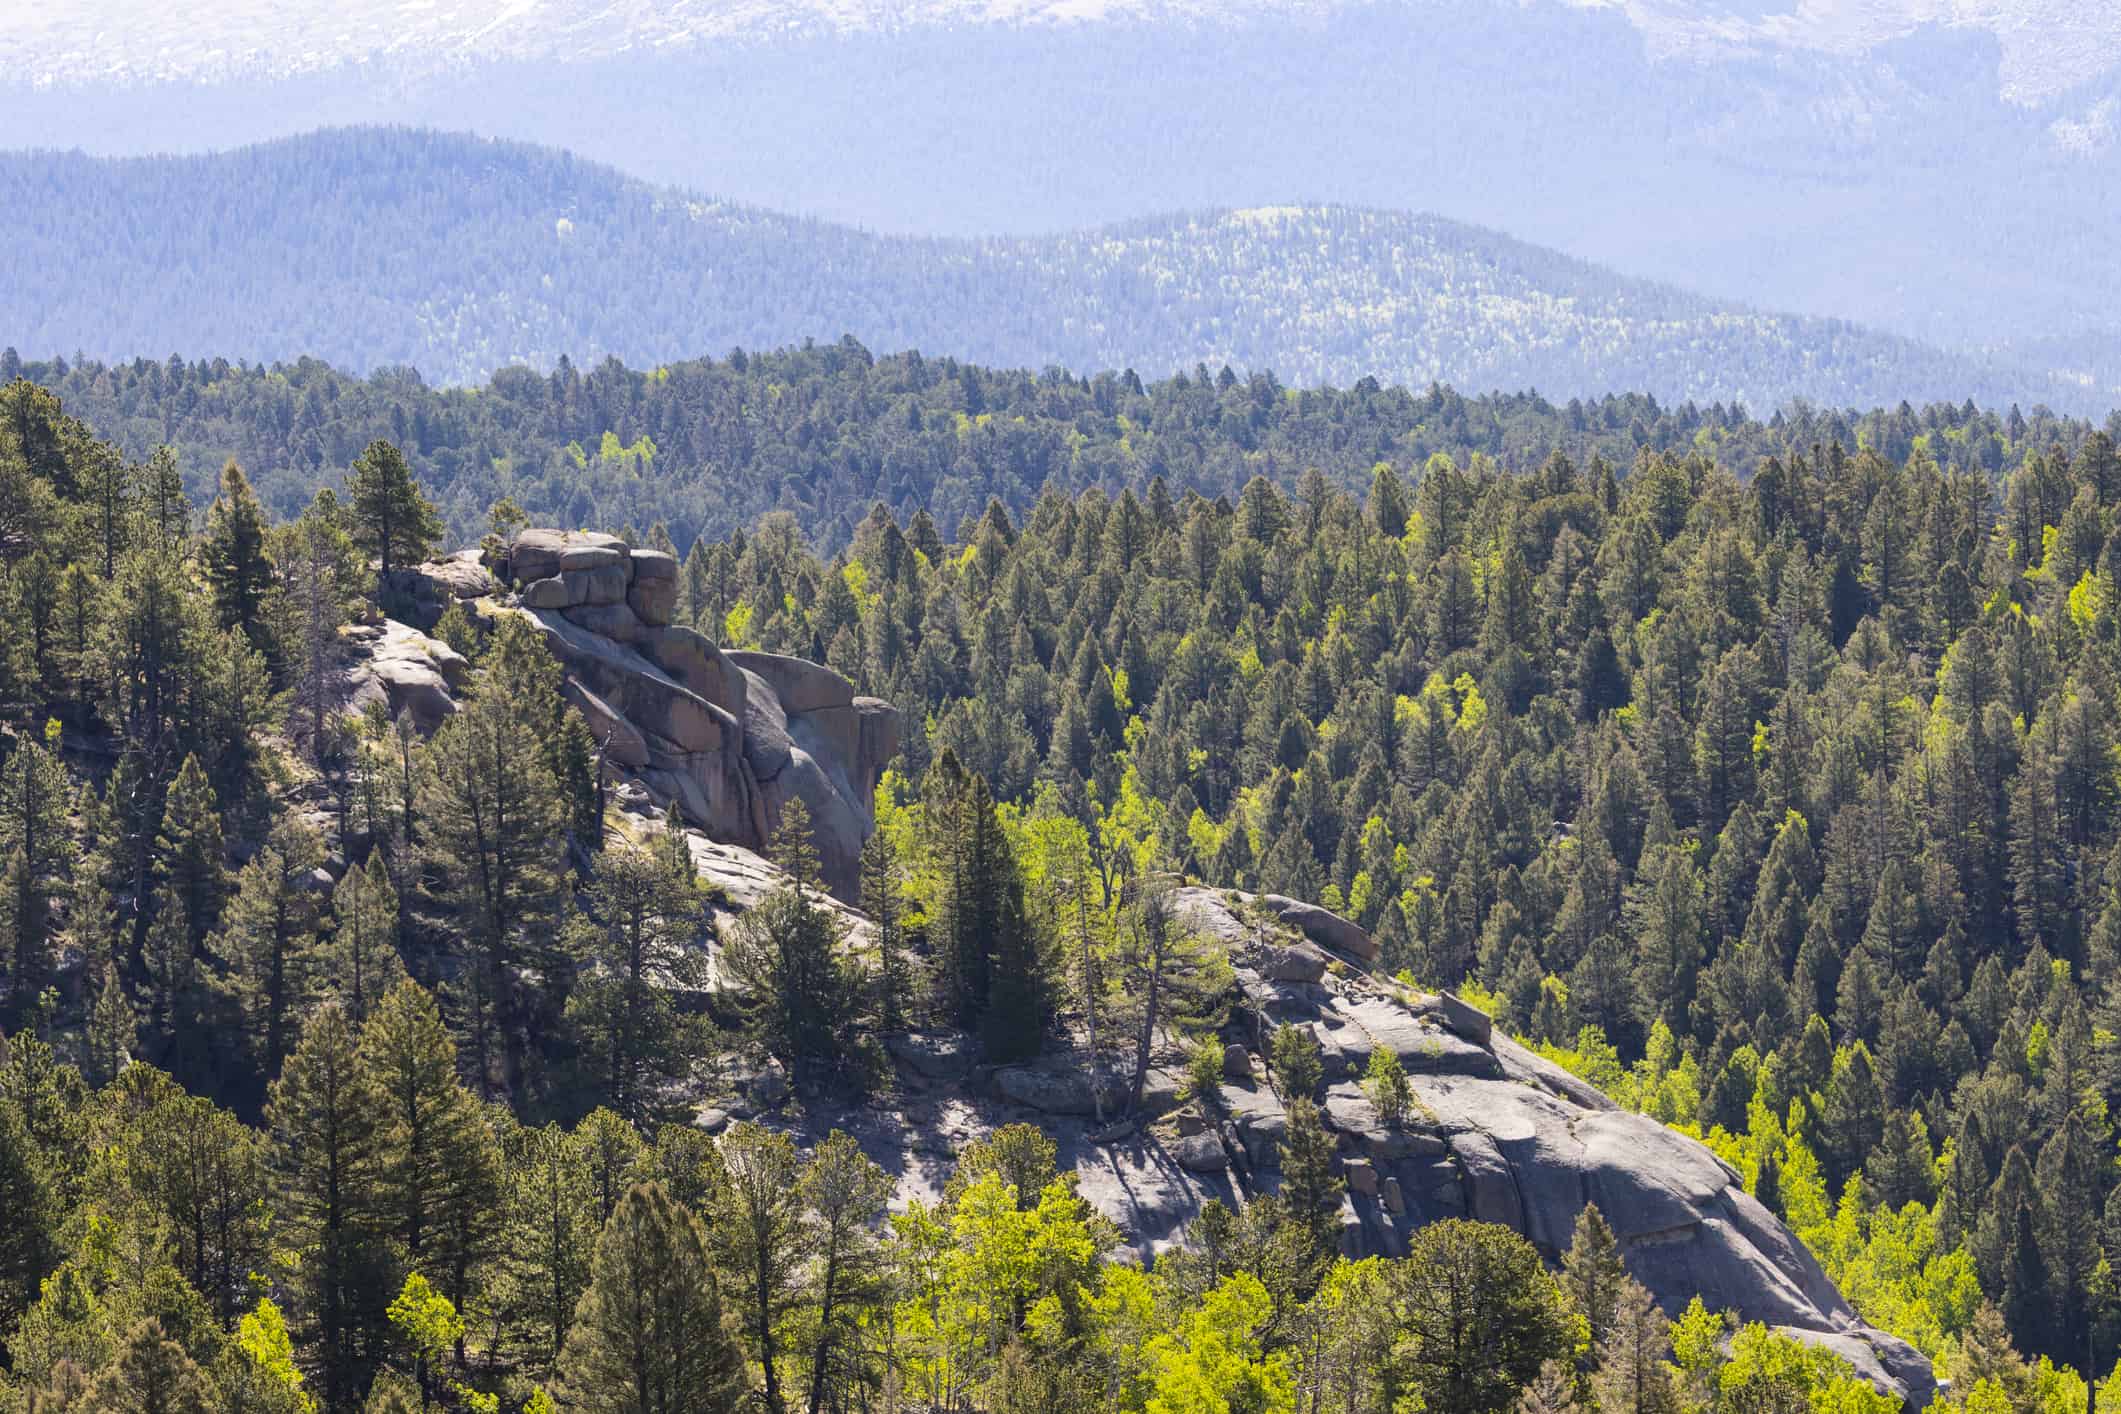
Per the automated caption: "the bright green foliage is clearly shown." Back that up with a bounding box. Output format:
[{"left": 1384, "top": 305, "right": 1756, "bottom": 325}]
[
  {"left": 1134, "top": 1272, "right": 1293, "bottom": 1413},
  {"left": 1362, "top": 1045, "right": 1411, "bottom": 1129}
]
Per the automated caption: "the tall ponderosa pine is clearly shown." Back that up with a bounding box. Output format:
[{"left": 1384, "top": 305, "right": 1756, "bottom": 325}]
[
  {"left": 203, "top": 459, "right": 275, "bottom": 649},
  {"left": 154, "top": 753, "right": 226, "bottom": 960},
  {"left": 798, "top": 1131, "right": 892, "bottom": 1412},
  {"left": 417, "top": 682, "right": 566, "bottom": 1096},
  {"left": 0, "top": 723, "right": 70, "bottom": 1026},
  {"left": 857, "top": 826, "right": 911, "bottom": 1032},
  {"left": 708, "top": 1124, "right": 806, "bottom": 1414},
  {"left": 357, "top": 981, "right": 502, "bottom": 1318},
  {"left": 556, "top": 1181, "right": 747, "bottom": 1414},
  {"left": 344, "top": 441, "right": 442, "bottom": 581},
  {"left": 268, "top": 1004, "right": 389, "bottom": 1412},
  {"left": 215, "top": 816, "right": 326, "bottom": 1079},
  {"left": 565, "top": 829, "right": 708, "bottom": 1123},
  {"left": 721, "top": 801, "right": 859, "bottom": 1084},
  {"left": 322, "top": 852, "right": 407, "bottom": 1028}
]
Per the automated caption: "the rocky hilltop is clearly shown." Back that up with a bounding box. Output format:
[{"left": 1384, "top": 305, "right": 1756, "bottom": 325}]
[
  {"left": 366, "top": 530, "right": 899, "bottom": 900},
  {"left": 340, "top": 548, "right": 1929, "bottom": 1406},
  {"left": 772, "top": 887, "right": 1935, "bottom": 1407}
]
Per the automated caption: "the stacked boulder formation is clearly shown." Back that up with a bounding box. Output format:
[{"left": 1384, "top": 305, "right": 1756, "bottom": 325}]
[{"left": 497, "top": 530, "right": 899, "bottom": 900}]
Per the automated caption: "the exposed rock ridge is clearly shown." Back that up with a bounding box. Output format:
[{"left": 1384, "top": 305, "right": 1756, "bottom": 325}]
[
  {"left": 1173, "top": 886, "right": 1933, "bottom": 1407},
  {"left": 776, "top": 887, "right": 1930, "bottom": 1409},
  {"left": 445, "top": 530, "right": 898, "bottom": 900}
]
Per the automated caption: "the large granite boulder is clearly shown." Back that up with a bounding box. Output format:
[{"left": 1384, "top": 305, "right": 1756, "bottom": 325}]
[
  {"left": 339, "top": 620, "right": 467, "bottom": 733},
  {"left": 492, "top": 532, "right": 900, "bottom": 900},
  {"left": 1166, "top": 887, "right": 1932, "bottom": 1406}
]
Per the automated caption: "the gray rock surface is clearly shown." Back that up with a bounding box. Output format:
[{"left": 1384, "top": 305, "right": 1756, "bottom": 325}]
[
  {"left": 338, "top": 620, "right": 466, "bottom": 733},
  {"left": 489, "top": 531, "right": 901, "bottom": 900},
  {"left": 765, "top": 882, "right": 1926, "bottom": 1408}
]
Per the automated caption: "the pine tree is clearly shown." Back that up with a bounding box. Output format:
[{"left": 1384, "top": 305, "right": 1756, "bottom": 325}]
[
  {"left": 707, "top": 1124, "right": 806, "bottom": 1413},
  {"left": 500, "top": 1122, "right": 598, "bottom": 1378},
  {"left": 0, "top": 722, "right": 69, "bottom": 1028},
  {"left": 269, "top": 1003, "right": 389, "bottom": 1411},
  {"left": 80, "top": 1319, "right": 219, "bottom": 1414},
  {"left": 215, "top": 817, "right": 326, "bottom": 1079},
  {"left": 721, "top": 802, "right": 859, "bottom": 1085},
  {"left": 1816, "top": 1042, "right": 1885, "bottom": 1196},
  {"left": 135, "top": 447, "right": 190, "bottom": 551},
  {"left": 857, "top": 827, "right": 910, "bottom": 1032},
  {"left": 1560, "top": 1203, "right": 1628, "bottom": 1361},
  {"left": 322, "top": 852, "right": 407, "bottom": 1028},
  {"left": 564, "top": 836, "right": 709, "bottom": 1124},
  {"left": 556, "top": 1181, "right": 747, "bottom": 1414},
  {"left": 1278, "top": 1097, "right": 1344, "bottom": 1272},
  {"left": 0, "top": 1098, "right": 53, "bottom": 1339},
  {"left": 1388, "top": 1220, "right": 1577, "bottom": 1414},
  {"left": 417, "top": 686, "right": 566, "bottom": 1096},
  {"left": 344, "top": 441, "right": 442, "bottom": 581},
  {"left": 154, "top": 753, "right": 226, "bottom": 959},
  {"left": 799, "top": 1130, "right": 893, "bottom": 1412},
  {"left": 1863, "top": 1109, "right": 1936, "bottom": 1210},
  {"left": 1590, "top": 1279, "right": 1679, "bottom": 1414},
  {"left": 203, "top": 459, "right": 276, "bottom": 649},
  {"left": 278, "top": 489, "right": 367, "bottom": 755},
  {"left": 130, "top": 1089, "right": 273, "bottom": 1325},
  {"left": 86, "top": 960, "right": 137, "bottom": 1086},
  {"left": 2034, "top": 1113, "right": 2104, "bottom": 1374},
  {"left": 357, "top": 981, "right": 502, "bottom": 1319}
]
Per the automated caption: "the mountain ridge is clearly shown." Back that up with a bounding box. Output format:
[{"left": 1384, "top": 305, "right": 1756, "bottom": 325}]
[{"left": 5, "top": 127, "right": 2103, "bottom": 415}]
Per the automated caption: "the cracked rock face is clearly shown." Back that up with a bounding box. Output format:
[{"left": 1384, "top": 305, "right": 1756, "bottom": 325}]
[{"left": 495, "top": 530, "right": 900, "bottom": 900}]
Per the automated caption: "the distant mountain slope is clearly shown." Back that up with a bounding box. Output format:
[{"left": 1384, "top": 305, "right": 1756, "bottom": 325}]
[
  {"left": 9, "top": 3, "right": 2119, "bottom": 362},
  {"left": 3, "top": 130, "right": 2095, "bottom": 413}
]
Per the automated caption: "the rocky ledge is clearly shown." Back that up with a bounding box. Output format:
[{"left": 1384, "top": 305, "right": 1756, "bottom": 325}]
[
  {"left": 494, "top": 530, "right": 899, "bottom": 900},
  {"left": 753, "top": 886, "right": 1934, "bottom": 1407}
]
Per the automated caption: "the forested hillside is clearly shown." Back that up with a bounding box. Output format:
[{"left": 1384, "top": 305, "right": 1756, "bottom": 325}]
[
  {"left": 5, "top": 366, "right": 2121, "bottom": 1413},
  {"left": 13, "top": 342, "right": 2118, "bottom": 553},
  {"left": 2, "top": 129, "right": 2099, "bottom": 411}
]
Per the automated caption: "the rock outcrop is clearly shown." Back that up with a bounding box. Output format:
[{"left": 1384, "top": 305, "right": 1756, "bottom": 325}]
[
  {"left": 753, "top": 886, "right": 1934, "bottom": 1408},
  {"left": 492, "top": 530, "right": 899, "bottom": 900},
  {"left": 337, "top": 620, "right": 470, "bottom": 734}
]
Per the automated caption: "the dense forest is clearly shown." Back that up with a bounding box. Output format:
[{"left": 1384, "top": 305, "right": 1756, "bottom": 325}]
[
  {"left": 12, "top": 341, "right": 2119, "bottom": 556},
  {"left": 5, "top": 364, "right": 2121, "bottom": 1414},
  {"left": 3, "top": 129, "right": 2101, "bottom": 411}
]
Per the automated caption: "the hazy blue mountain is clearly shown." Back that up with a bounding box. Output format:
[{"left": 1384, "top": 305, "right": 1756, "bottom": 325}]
[
  {"left": 2, "top": 129, "right": 2101, "bottom": 413},
  {"left": 7, "top": 1, "right": 2119, "bottom": 360}
]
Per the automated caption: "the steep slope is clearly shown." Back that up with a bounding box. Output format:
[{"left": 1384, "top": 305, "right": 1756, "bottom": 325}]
[{"left": 0, "top": 129, "right": 2094, "bottom": 412}]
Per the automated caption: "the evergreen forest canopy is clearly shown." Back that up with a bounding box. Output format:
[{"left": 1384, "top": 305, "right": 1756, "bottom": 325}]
[
  {"left": 12, "top": 340, "right": 2121, "bottom": 556},
  {"left": 9, "top": 366, "right": 2121, "bottom": 1414},
  {"left": 3, "top": 128, "right": 2108, "bottom": 413}
]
